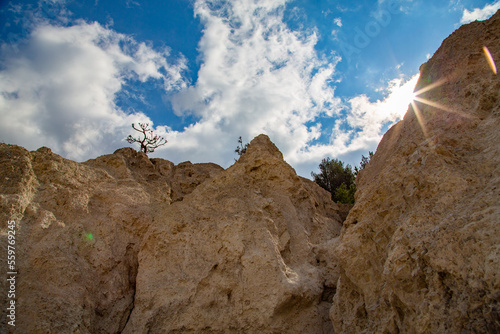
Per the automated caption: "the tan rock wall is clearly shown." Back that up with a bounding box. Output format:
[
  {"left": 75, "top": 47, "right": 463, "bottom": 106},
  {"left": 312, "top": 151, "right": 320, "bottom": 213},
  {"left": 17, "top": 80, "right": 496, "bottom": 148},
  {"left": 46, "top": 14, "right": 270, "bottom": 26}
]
[
  {"left": 122, "top": 135, "right": 342, "bottom": 334},
  {"left": 331, "top": 11, "right": 500, "bottom": 333},
  {"left": 0, "top": 145, "right": 224, "bottom": 333},
  {"left": 1, "top": 11, "right": 499, "bottom": 334},
  {"left": 0, "top": 136, "right": 342, "bottom": 333}
]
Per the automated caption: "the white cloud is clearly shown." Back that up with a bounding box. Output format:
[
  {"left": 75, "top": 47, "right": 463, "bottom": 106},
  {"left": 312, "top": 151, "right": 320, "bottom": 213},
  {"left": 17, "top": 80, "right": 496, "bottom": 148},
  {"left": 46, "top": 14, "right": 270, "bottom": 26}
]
[
  {"left": 460, "top": 1, "right": 500, "bottom": 24},
  {"left": 291, "top": 74, "right": 419, "bottom": 175},
  {"left": 164, "top": 0, "right": 420, "bottom": 176},
  {"left": 0, "top": 0, "right": 421, "bottom": 178},
  {"left": 340, "top": 74, "right": 419, "bottom": 148},
  {"left": 166, "top": 0, "right": 344, "bottom": 170},
  {"left": 334, "top": 17, "right": 343, "bottom": 27},
  {"left": 0, "top": 21, "right": 186, "bottom": 160},
  {"left": 377, "top": 0, "right": 415, "bottom": 14}
]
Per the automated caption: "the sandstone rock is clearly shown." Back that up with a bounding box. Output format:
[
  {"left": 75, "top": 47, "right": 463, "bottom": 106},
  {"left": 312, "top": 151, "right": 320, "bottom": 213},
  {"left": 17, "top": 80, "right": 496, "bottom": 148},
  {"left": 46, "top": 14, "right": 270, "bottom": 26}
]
[
  {"left": 0, "top": 145, "right": 223, "bottom": 333},
  {"left": 331, "top": 11, "right": 500, "bottom": 333},
  {"left": 0, "top": 136, "right": 341, "bottom": 333},
  {"left": 122, "top": 134, "right": 343, "bottom": 334},
  {"left": 2, "top": 11, "right": 499, "bottom": 334}
]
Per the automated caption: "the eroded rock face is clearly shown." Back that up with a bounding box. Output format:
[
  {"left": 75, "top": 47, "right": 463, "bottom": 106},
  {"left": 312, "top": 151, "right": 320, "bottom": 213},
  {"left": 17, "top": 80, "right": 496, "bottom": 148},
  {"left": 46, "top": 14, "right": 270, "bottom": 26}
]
[
  {"left": 331, "top": 11, "right": 500, "bottom": 333},
  {"left": 2, "top": 11, "right": 499, "bottom": 334},
  {"left": 122, "top": 134, "right": 342, "bottom": 334},
  {"left": 0, "top": 145, "right": 223, "bottom": 333},
  {"left": 0, "top": 136, "right": 342, "bottom": 333}
]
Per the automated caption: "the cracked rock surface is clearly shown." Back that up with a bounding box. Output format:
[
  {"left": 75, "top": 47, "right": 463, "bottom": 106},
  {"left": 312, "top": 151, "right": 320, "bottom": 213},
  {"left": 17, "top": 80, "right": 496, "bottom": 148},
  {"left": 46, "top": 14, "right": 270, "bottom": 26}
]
[
  {"left": 331, "top": 11, "right": 500, "bottom": 334},
  {"left": 0, "top": 135, "right": 342, "bottom": 334}
]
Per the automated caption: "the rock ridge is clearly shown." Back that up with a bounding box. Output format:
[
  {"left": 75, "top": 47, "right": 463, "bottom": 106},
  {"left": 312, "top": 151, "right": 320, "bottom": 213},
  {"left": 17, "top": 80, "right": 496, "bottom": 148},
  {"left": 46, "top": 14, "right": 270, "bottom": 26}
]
[
  {"left": 0, "top": 134, "right": 343, "bottom": 333},
  {"left": 122, "top": 133, "right": 343, "bottom": 333},
  {"left": 0, "top": 143, "right": 224, "bottom": 333}
]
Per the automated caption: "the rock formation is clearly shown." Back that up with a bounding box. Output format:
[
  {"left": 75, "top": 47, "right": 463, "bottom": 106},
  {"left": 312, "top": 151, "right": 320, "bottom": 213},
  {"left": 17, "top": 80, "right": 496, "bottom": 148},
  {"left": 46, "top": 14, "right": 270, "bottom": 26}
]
[
  {"left": 0, "top": 144, "right": 224, "bottom": 333},
  {"left": 0, "top": 135, "right": 342, "bottom": 334},
  {"left": 331, "top": 10, "right": 500, "bottom": 333},
  {"left": 1, "top": 10, "right": 499, "bottom": 334},
  {"left": 122, "top": 134, "right": 343, "bottom": 333}
]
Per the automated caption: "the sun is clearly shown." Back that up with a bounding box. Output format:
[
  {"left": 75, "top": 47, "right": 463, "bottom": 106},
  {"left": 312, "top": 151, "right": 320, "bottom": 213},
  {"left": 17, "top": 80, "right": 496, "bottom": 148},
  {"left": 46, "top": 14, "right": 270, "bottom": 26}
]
[{"left": 382, "top": 74, "right": 421, "bottom": 120}]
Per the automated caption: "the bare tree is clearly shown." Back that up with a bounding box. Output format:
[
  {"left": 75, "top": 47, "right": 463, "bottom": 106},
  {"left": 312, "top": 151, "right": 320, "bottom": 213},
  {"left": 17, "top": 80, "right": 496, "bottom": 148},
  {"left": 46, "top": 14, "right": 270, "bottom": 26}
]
[
  {"left": 127, "top": 123, "right": 167, "bottom": 154},
  {"left": 235, "top": 136, "right": 248, "bottom": 157}
]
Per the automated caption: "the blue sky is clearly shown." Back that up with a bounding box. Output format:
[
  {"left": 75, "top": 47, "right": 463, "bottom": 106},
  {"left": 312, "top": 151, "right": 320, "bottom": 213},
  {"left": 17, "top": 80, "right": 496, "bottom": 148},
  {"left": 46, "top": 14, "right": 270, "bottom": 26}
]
[{"left": 1, "top": 0, "right": 499, "bottom": 177}]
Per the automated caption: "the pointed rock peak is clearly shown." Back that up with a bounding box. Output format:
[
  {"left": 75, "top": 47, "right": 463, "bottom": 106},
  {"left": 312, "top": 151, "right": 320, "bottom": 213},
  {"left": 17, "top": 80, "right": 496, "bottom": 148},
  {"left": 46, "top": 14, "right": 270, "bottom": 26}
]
[
  {"left": 243, "top": 134, "right": 283, "bottom": 160},
  {"left": 234, "top": 134, "right": 296, "bottom": 180}
]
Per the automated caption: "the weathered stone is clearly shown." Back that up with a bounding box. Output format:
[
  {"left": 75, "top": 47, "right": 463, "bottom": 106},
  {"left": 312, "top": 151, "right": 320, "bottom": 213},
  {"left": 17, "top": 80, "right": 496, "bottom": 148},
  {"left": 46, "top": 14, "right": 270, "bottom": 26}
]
[
  {"left": 1, "top": 10, "right": 499, "bottom": 334},
  {"left": 0, "top": 135, "right": 341, "bottom": 333},
  {"left": 0, "top": 144, "right": 224, "bottom": 333},
  {"left": 331, "top": 11, "right": 500, "bottom": 334},
  {"left": 122, "top": 134, "right": 342, "bottom": 334}
]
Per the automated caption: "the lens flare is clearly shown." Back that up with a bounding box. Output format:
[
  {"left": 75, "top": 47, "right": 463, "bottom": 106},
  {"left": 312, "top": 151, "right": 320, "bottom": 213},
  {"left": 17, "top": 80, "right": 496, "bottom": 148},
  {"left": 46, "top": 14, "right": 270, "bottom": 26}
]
[
  {"left": 413, "top": 96, "right": 452, "bottom": 113},
  {"left": 85, "top": 232, "right": 94, "bottom": 241},
  {"left": 483, "top": 46, "right": 497, "bottom": 75},
  {"left": 408, "top": 78, "right": 448, "bottom": 139},
  {"left": 412, "top": 78, "right": 448, "bottom": 97},
  {"left": 410, "top": 100, "right": 429, "bottom": 140}
]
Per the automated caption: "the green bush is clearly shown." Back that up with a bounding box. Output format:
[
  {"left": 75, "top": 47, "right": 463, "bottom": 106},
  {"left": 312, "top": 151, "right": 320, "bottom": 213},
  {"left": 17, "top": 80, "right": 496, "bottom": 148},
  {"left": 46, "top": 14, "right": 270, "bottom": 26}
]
[
  {"left": 311, "top": 158, "right": 356, "bottom": 204},
  {"left": 312, "top": 152, "right": 373, "bottom": 204}
]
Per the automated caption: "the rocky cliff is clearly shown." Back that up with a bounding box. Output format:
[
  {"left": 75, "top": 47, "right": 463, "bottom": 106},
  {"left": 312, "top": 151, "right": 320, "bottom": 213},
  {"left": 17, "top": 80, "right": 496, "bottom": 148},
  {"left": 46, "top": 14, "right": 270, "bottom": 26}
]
[
  {"left": 332, "top": 11, "right": 500, "bottom": 333},
  {"left": 1, "top": 11, "right": 500, "bottom": 334},
  {"left": 0, "top": 135, "right": 343, "bottom": 334}
]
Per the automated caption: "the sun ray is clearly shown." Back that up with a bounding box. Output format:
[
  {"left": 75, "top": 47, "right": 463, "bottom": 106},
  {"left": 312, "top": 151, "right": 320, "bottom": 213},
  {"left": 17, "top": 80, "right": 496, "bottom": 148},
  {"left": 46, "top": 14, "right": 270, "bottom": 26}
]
[
  {"left": 413, "top": 78, "right": 448, "bottom": 96},
  {"left": 413, "top": 96, "right": 452, "bottom": 112},
  {"left": 410, "top": 100, "right": 429, "bottom": 140},
  {"left": 404, "top": 43, "right": 494, "bottom": 148},
  {"left": 413, "top": 96, "right": 474, "bottom": 119}
]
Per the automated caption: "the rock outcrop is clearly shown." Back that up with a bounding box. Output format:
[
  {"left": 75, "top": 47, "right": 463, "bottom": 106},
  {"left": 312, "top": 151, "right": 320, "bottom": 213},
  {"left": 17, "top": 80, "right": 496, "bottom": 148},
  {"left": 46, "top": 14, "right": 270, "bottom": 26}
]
[
  {"left": 0, "top": 135, "right": 342, "bottom": 334},
  {"left": 331, "top": 11, "right": 500, "bottom": 333},
  {"left": 0, "top": 145, "right": 224, "bottom": 333},
  {"left": 122, "top": 134, "right": 342, "bottom": 334}
]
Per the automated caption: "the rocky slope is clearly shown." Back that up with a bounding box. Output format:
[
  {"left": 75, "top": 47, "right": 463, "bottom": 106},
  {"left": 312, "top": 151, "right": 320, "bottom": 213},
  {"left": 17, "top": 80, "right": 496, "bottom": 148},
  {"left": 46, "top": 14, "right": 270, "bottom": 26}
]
[
  {"left": 1, "top": 10, "right": 500, "bottom": 334},
  {"left": 0, "top": 135, "right": 343, "bottom": 334},
  {"left": 331, "top": 11, "right": 500, "bottom": 333},
  {"left": 0, "top": 145, "right": 224, "bottom": 333},
  {"left": 122, "top": 134, "right": 343, "bottom": 334}
]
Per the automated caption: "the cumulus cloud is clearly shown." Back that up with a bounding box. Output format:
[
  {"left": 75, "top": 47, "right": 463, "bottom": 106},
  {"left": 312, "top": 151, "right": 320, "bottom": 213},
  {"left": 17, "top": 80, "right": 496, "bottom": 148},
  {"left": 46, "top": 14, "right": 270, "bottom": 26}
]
[
  {"left": 460, "top": 1, "right": 500, "bottom": 24},
  {"left": 164, "top": 0, "right": 417, "bottom": 176},
  {"left": 0, "top": 21, "right": 186, "bottom": 160},
  {"left": 336, "top": 74, "right": 419, "bottom": 150},
  {"left": 0, "top": 0, "right": 419, "bottom": 178},
  {"left": 166, "top": 0, "right": 342, "bottom": 169},
  {"left": 289, "top": 74, "right": 419, "bottom": 175}
]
